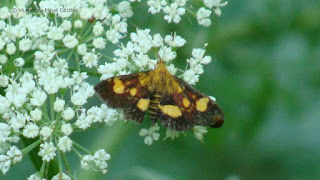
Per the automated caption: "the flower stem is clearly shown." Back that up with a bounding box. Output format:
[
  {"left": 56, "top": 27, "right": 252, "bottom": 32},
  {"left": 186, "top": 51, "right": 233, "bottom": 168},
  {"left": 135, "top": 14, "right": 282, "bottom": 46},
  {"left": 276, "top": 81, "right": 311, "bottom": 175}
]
[
  {"left": 72, "top": 140, "right": 91, "bottom": 154},
  {"left": 21, "top": 138, "right": 41, "bottom": 155}
]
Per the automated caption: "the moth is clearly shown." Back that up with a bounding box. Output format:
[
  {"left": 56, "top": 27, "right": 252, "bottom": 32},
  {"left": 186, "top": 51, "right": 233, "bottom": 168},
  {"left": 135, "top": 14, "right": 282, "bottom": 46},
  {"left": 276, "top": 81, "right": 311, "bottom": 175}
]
[{"left": 94, "top": 60, "right": 224, "bottom": 131}]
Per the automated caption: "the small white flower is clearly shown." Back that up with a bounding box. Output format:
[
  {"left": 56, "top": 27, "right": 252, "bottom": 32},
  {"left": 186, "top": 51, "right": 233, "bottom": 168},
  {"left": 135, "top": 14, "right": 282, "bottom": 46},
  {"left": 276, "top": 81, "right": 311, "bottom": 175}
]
[
  {"left": 6, "top": 43, "right": 16, "bottom": 55},
  {"left": 61, "top": 123, "right": 73, "bottom": 136},
  {"left": 80, "top": 8, "right": 93, "bottom": 20},
  {"left": 164, "top": 129, "right": 180, "bottom": 140},
  {"left": 93, "top": 21, "right": 104, "bottom": 36},
  {"left": 0, "top": 55, "right": 8, "bottom": 64},
  {"left": 0, "top": 154, "right": 10, "bottom": 174},
  {"left": 38, "top": 142, "right": 57, "bottom": 162},
  {"left": 82, "top": 51, "right": 99, "bottom": 68},
  {"left": 52, "top": 173, "right": 71, "bottom": 180},
  {"left": 106, "top": 29, "right": 122, "bottom": 44},
  {"left": 61, "top": 107, "right": 75, "bottom": 121},
  {"left": 75, "top": 111, "right": 92, "bottom": 129},
  {"left": 6, "top": 146, "right": 22, "bottom": 164},
  {"left": 58, "top": 136, "right": 73, "bottom": 152},
  {"left": 164, "top": 33, "right": 186, "bottom": 47},
  {"left": 118, "top": 1, "right": 133, "bottom": 18},
  {"left": 30, "top": 108, "right": 42, "bottom": 121},
  {"left": 166, "top": 64, "right": 177, "bottom": 75},
  {"left": 93, "top": 149, "right": 110, "bottom": 170},
  {"left": 197, "top": 8, "right": 212, "bottom": 27},
  {"left": 27, "top": 173, "right": 42, "bottom": 180},
  {"left": 192, "top": 48, "right": 212, "bottom": 64},
  {"left": 175, "top": 0, "right": 187, "bottom": 6},
  {"left": 163, "top": 3, "right": 185, "bottom": 23},
  {"left": 183, "top": 69, "right": 199, "bottom": 85},
  {"left": 0, "top": 7, "right": 10, "bottom": 19},
  {"left": 74, "top": 20, "right": 83, "bottom": 28},
  {"left": 30, "top": 89, "right": 47, "bottom": 107},
  {"left": 47, "top": 26, "right": 64, "bottom": 40},
  {"left": 14, "top": 57, "right": 25, "bottom": 67},
  {"left": 0, "top": 122, "right": 11, "bottom": 143},
  {"left": 152, "top": 33, "right": 164, "bottom": 47},
  {"left": 81, "top": 155, "right": 93, "bottom": 170},
  {"left": 19, "top": 38, "right": 32, "bottom": 52},
  {"left": 147, "top": 0, "right": 167, "bottom": 14},
  {"left": 60, "top": 20, "right": 72, "bottom": 31},
  {"left": 54, "top": 97, "right": 65, "bottom": 112},
  {"left": 63, "top": 34, "right": 79, "bottom": 48},
  {"left": 93, "top": 37, "right": 106, "bottom": 49},
  {"left": 23, "top": 123, "right": 39, "bottom": 138},
  {"left": 0, "top": 75, "right": 9, "bottom": 87},
  {"left": 139, "top": 124, "right": 160, "bottom": 145},
  {"left": 77, "top": 43, "right": 87, "bottom": 56},
  {"left": 40, "top": 126, "right": 53, "bottom": 140},
  {"left": 193, "top": 126, "right": 208, "bottom": 141},
  {"left": 203, "top": 0, "right": 228, "bottom": 16},
  {"left": 158, "top": 46, "right": 176, "bottom": 62}
]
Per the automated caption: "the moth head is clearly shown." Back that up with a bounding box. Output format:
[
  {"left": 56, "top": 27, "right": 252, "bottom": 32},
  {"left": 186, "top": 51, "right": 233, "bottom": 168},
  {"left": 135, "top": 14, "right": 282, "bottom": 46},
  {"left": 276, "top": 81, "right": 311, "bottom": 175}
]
[
  {"left": 210, "top": 105, "right": 224, "bottom": 128},
  {"left": 156, "top": 60, "right": 165, "bottom": 68}
]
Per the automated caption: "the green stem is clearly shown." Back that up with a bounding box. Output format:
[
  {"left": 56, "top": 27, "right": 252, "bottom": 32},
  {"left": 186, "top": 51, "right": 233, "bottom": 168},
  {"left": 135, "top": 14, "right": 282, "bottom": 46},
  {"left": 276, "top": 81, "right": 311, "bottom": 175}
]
[
  {"left": 72, "top": 140, "right": 91, "bottom": 154},
  {"left": 21, "top": 138, "right": 41, "bottom": 155},
  {"left": 55, "top": 137, "right": 63, "bottom": 173},
  {"left": 50, "top": 94, "right": 56, "bottom": 121},
  {"left": 20, "top": 137, "right": 43, "bottom": 173},
  {"left": 61, "top": 150, "right": 71, "bottom": 173}
]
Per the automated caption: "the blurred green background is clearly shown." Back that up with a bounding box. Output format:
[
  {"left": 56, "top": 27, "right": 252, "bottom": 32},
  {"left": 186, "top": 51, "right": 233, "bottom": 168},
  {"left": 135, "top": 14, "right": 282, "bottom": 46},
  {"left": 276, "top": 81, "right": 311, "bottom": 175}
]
[{"left": 4, "top": 0, "right": 320, "bottom": 179}]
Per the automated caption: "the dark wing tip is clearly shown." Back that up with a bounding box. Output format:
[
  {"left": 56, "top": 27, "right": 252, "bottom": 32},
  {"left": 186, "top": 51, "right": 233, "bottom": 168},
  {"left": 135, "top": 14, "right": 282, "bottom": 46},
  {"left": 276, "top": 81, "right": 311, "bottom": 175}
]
[{"left": 210, "top": 114, "right": 224, "bottom": 128}]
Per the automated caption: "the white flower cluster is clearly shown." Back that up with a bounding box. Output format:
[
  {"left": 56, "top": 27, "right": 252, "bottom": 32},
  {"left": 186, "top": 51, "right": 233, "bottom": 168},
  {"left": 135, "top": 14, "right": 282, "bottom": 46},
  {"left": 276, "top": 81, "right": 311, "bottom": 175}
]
[
  {"left": 80, "top": 149, "right": 111, "bottom": 174},
  {"left": 0, "top": 0, "right": 135, "bottom": 177},
  {"left": 139, "top": 124, "right": 160, "bottom": 145},
  {"left": 98, "top": 29, "right": 187, "bottom": 79},
  {"left": 145, "top": 0, "right": 228, "bottom": 26}
]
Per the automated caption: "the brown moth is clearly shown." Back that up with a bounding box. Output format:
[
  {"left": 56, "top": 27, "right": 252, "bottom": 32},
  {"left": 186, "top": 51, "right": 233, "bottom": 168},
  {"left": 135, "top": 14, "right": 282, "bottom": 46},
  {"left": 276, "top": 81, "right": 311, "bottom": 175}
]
[{"left": 94, "top": 60, "right": 224, "bottom": 131}]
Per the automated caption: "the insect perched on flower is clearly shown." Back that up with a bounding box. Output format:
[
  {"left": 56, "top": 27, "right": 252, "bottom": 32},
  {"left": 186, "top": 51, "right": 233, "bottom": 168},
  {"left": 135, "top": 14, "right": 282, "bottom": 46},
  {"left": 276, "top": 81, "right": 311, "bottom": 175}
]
[{"left": 94, "top": 59, "right": 224, "bottom": 131}]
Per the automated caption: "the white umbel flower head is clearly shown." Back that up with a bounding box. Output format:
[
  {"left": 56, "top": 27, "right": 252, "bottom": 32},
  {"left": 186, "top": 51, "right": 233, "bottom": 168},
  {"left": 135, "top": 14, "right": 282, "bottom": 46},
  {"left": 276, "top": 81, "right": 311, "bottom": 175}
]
[
  {"left": 38, "top": 142, "right": 57, "bottom": 162},
  {"left": 197, "top": 8, "right": 212, "bottom": 27},
  {"left": 63, "top": 34, "right": 79, "bottom": 48},
  {"left": 40, "top": 126, "right": 53, "bottom": 140},
  {"left": 54, "top": 97, "right": 65, "bottom": 112},
  {"left": 61, "top": 107, "right": 75, "bottom": 121},
  {"left": 30, "top": 108, "right": 42, "bottom": 121},
  {"left": 139, "top": 124, "right": 160, "bottom": 145},
  {"left": 61, "top": 123, "right": 73, "bottom": 136},
  {"left": 7, "top": 146, "right": 22, "bottom": 164},
  {"left": 163, "top": 3, "right": 185, "bottom": 23},
  {"left": 22, "top": 123, "right": 40, "bottom": 138},
  {"left": 52, "top": 173, "right": 71, "bottom": 180},
  {"left": 58, "top": 136, "right": 73, "bottom": 152}
]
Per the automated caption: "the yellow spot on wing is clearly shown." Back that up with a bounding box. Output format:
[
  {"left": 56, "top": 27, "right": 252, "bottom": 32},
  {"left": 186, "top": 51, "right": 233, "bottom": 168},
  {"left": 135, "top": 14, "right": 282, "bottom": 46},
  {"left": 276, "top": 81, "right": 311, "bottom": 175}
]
[
  {"left": 130, "top": 88, "right": 137, "bottom": 96},
  {"left": 183, "top": 98, "right": 190, "bottom": 108},
  {"left": 196, "top": 97, "right": 209, "bottom": 112},
  {"left": 113, "top": 78, "right": 125, "bottom": 94},
  {"left": 137, "top": 99, "right": 150, "bottom": 111},
  {"left": 158, "top": 105, "right": 182, "bottom": 118}
]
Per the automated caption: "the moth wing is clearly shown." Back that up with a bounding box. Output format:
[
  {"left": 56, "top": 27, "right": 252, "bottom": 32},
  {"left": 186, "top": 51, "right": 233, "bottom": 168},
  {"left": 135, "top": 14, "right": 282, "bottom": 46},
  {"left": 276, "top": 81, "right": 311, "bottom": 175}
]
[
  {"left": 94, "top": 71, "right": 153, "bottom": 123},
  {"left": 157, "top": 75, "right": 224, "bottom": 130}
]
